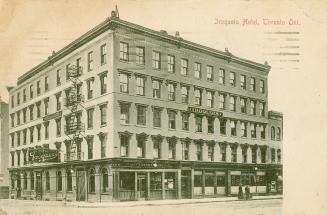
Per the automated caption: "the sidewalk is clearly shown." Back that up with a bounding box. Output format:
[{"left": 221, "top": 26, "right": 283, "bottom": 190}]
[{"left": 0, "top": 195, "right": 282, "bottom": 208}]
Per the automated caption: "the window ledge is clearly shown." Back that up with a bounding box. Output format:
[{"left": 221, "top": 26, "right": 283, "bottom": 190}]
[{"left": 135, "top": 124, "right": 147, "bottom": 128}]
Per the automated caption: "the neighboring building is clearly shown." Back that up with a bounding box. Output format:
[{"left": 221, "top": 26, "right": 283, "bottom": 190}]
[
  {"left": 7, "top": 11, "right": 282, "bottom": 202},
  {"left": 0, "top": 96, "right": 9, "bottom": 198}
]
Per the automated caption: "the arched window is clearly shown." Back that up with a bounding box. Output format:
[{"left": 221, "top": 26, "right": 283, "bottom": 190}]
[
  {"left": 23, "top": 172, "right": 27, "bottom": 189},
  {"left": 46, "top": 172, "right": 50, "bottom": 191},
  {"left": 89, "top": 169, "right": 95, "bottom": 193},
  {"left": 30, "top": 172, "right": 34, "bottom": 190},
  {"left": 271, "top": 126, "right": 276, "bottom": 140},
  {"left": 277, "top": 149, "right": 281, "bottom": 163},
  {"left": 276, "top": 127, "right": 281, "bottom": 140},
  {"left": 67, "top": 170, "right": 72, "bottom": 191},
  {"left": 57, "top": 171, "right": 62, "bottom": 191},
  {"left": 101, "top": 168, "right": 109, "bottom": 193}
]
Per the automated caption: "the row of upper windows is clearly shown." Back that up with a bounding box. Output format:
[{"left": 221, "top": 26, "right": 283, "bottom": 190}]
[
  {"left": 119, "top": 73, "right": 266, "bottom": 116},
  {"left": 119, "top": 102, "right": 281, "bottom": 140},
  {"left": 10, "top": 104, "right": 108, "bottom": 148},
  {"left": 119, "top": 42, "right": 266, "bottom": 92},
  {"left": 10, "top": 43, "right": 108, "bottom": 109}
]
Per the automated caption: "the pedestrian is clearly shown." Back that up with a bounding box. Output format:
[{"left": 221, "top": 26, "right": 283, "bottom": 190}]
[
  {"left": 238, "top": 184, "right": 243, "bottom": 200},
  {"left": 245, "top": 185, "right": 250, "bottom": 200}
]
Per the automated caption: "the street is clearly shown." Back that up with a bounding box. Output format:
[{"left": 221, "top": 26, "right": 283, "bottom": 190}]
[{"left": 0, "top": 199, "right": 282, "bottom": 215}]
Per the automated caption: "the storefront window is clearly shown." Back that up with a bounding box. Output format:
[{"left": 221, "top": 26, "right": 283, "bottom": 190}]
[
  {"left": 102, "top": 168, "right": 109, "bottom": 193},
  {"left": 164, "top": 172, "right": 175, "bottom": 190},
  {"left": 194, "top": 171, "right": 203, "bottom": 187},
  {"left": 150, "top": 172, "right": 162, "bottom": 190},
  {"left": 205, "top": 172, "right": 214, "bottom": 187},
  {"left": 231, "top": 175, "right": 241, "bottom": 186},
  {"left": 120, "top": 172, "right": 135, "bottom": 191},
  {"left": 216, "top": 174, "right": 226, "bottom": 186}
]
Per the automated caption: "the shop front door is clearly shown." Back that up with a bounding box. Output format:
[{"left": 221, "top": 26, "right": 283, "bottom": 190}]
[
  {"left": 76, "top": 170, "right": 86, "bottom": 201},
  {"left": 181, "top": 170, "right": 191, "bottom": 199},
  {"left": 137, "top": 173, "right": 146, "bottom": 200},
  {"left": 35, "top": 172, "right": 42, "bottom": 200}
]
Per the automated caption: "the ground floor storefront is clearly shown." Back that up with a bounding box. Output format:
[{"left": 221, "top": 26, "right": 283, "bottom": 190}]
[{"left": 8, "top": 158, "right": 282, "bottom": 202}]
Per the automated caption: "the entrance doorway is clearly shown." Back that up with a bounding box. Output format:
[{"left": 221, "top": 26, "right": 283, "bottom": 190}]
[
  {"left": 181, "top": 170, "right": 191, "bottom": 199},
  {"left": 136, "top": 173, "right": 146, "bottom": 200},
  {"left": 16, "top": 177, "right": 21, "bottom": 199},
  {"left": 76, "top": 170, "right": 86, "bottom": 201},
  {"left": 35, "top": 172, "right": 42, "bottom": 200}
]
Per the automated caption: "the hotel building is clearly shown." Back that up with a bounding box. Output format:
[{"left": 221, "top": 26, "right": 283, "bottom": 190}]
[{"left": 7, "top": 11, "right": 283, "bottom": 202}]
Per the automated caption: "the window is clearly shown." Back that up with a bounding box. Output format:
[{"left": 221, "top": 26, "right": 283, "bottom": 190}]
[
  {"left": 56, "top": 171, "right": 62, "bottom": 191},
  {"left": 11, "top": 95, "right": 14, "bottom": 108},
  {"left": 252, "top": 147, "right": 257, "bottom": 163},
  {"left": 100, "top": 44, "right": 107, "bottom": 64},
  {"left": 100, "top": 72, "right": 107, "bottom": 94},
  {"left": 195, "top": 115, "right": 202, "bottom": 132},
  {"left": 168, "top": 142, "right": 176, "bottom": 159},
  {"left": 120, "top": 134, "right": 129, "bottom": 157},
  {"left": 194, "top": 62, "right": 201, "bottom": 79},
  {"left": 206, "top": 65, "right": 213, "bottom": 81},
  {"left": 119, "top": 73, "right": 129, "bottom": 93},
  {"left": 241, "top": 122, "right": 247, "bottom": 137},
  {"left": 56, "top": 118, "right": 61, "bottom": 137},
  {"left": 218, "top": 69, "right": 225, "bottom": 84},
  {"left": 152, "top": 80, "right": 161, "bottom": 99},
  {"left": 56, "top": 70, "right": 61, "bottom": 86},
  {"left": 120, "top": 103, "right": 130, "bottom": 124},
  {"left": 37, "top": 80, "right": 41, "bottom": 95},
  {"left": 87, "top": 78, "right": 94, "bottom": 99},
  {"left": 137, "top": 105, "right": 147, "bottom": 126},
  {"left": 11, "top": 153, "right": 14, "bottom": 166},
  {"left": 242, "top": 147, "right": 247, "bottom": 163},
  {"left": 45, "top": 76, "right": 49, "bottom": 91},
  {"left": 88, "top": 169, "right": 95, "bottom": 193},
  {"left": 167, "top": 83, "right": 175, "bottom": 101},
  {"left": 87, "top": 108, "right": 94, "bottom": 129},
  {"left": 23, "top": 89, "right": 27, "bottom": 102},
  {"left": 208, "top": 117, "right": 214, "bottom": 134},
  {"left": 271, "top": 148, "right": 276, "bottom": 162},
  {"left": 36, "top": 102, "right": 41, "bottom": 118},
  {"left": 277, "top": 127, "right": 281, "bottom": 140},
  {"left": 250, "top": 77, "right": 256, "bottom": 91},
  {"left": 30, "top": 172, "right": 34, "bottom": 190},
  {"left": 153, "top": 108, "right": 161, "bottom": 128},
  {"left": 259, "top": 102, "right": 265, "bottom": 116},
  {"left": 260, "top": 124, "right": 265, "bottom": 139},
  {"left": 230, "top": 96, "right": 236, "bottom": 111},
  {"left": 136, "top": 46, "right": 145, "bottom": 65},
  {"left": 231, "top": 145, "right": 237, "bottom": 162},
  {"left": 56, "top": 93, "right": 62, "bottom": 111},
  {"left": 65, "top": 64, "right": 70, "bottom": 80},
  {"left": 29, "top": 127, "right": 34, "bottom": 143},
  {"left": 137, "top": 138, "right": 145, "bottom": 158},
  {"left": 23, "top": 129, "right": 27, "bottom": 144},
  {"left": 101, "top": 168, "right": 109, "bottom": 193},
  {"left": 22, "top": 108, "right": 27, "bottom": 123},
  {"left": 167, "top": 55, "right": 175, "bottom": 73},
  {"left": 168, "top": 111, "right": 176, "bottom": 129},
  {"left": 207, "top": 91, "right": 213, "bottom": 108},
  {"left": 230, "top": 72, "right": 236, "bottom": 86},
  {"left": 260, "top": 80, "right": 265, "bottom": 93},
  {"left": 181, "top": 58, "right": 188, "bottom": 76},
  {"left": 219, "top": 94, "right": 226, "bottom": 110},
  {"left": 119, "top": 42, "right": 129, "bottom": 61},
  {"left": 16, "top": 131, "right": 20, "bottom": 146},
  {"left": 37, "top": 125, "right": 41, "bottom": 141},
  {"left": 196, "top": 143, "right": 202, "bottom": 160},
  {"left": 44, "top": 122, "right": 49, "bottom": 139},
  {"left": 271, "top": 126, "right": 276, "bottom": 140},
  {"left": 100, "top": 104, "right": 107, "bottom": 126},
  {"left": 182, "top": 141, "right": 189, "bottom": 160},
  {"left": 29, "top": 105, "right": 34, "bottom": 121},
  {"left": 46, "top": 172, "right": 50, "bottom": 191},
  {"left": 220, "top": 119, "right": 226, "bottom": 135},
  {"left": 250, "top": 100, "right": 256, "bottom": 115},
  {"left": 136, "top": 76, "right": 145, "bottom": 96},
  {"left": 87, "top": 51, "right": 93, "bottom": 71},
  {"left": 44, "top": 98, "right": 49, "bottom": 115},
  {"left": 66, "top": 170, "right": 73, "bottom": 192},
  {"left": 153, "top": 140, "right": 161, "bottom": 159},
  {"left": 10, "top": 114, "right": 14, "bottom": 127},
  {"left": 87, "top": 137, "right": 93, "bottom": 159},
  {"left": 240, "top": 75, "right": 246, "bottom": 89},
  {"left": 194, "top": 88, "right": 202, "bottom": 106},
  {"left": 10, "top": 133, "right": 14, "bottom": 148},
  {"left": 250, "top": 123, "right": 256, "bottom": 138},
  {"left": 182, "top": 113, "right": 189, "bottom": 131},
  {"left": 152, "top": 51, "right": 161, "bottom": 69},
  {"left": 261, "top": 147, "right": 266, "bottom": 163},
  {"left": 30, "top": 84, "right": 34, "bottom": 99},
  {"left": 230, "top": 120, "right": 237, "bottom": 136},
  {"left": 17, "top": 151, "right": 20, "bottom": 165},
  {"left": 208, "top": 144, "right": 214, "bottom": 161},
  {"left": 100, "top": 134, "right": 107, "bottom": 158},
  {"left": 17, "top": 92, "right": 20, "bottom": 105},
  {"left": 240, "top": 98, "right": 246, "bottom": 113},
  {"left": 16, "top": 111, "right": 20, "bottom": 125},
  {"left": 194, "top": 171, "right": 203, "bottom": 187},
  {"left": 181, "top": 86, "right": 188, "bottom": 103},
  {"left": 277, "top": 149, "right": 281, "bottom": 163}
]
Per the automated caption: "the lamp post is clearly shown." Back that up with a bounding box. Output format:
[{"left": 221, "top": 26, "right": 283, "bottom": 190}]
[{"left": 254, "top": 167, "right": 258, "bottom": 195}]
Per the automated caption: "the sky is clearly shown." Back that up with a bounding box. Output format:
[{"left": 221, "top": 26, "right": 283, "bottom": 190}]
[{"left": 0, "top": 0, "right": 327, "bottom": 214}]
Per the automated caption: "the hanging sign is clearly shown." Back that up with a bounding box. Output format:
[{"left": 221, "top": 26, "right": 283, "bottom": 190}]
[{"left": 29, "top": 148, "right": 59, "bottom": 163}]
